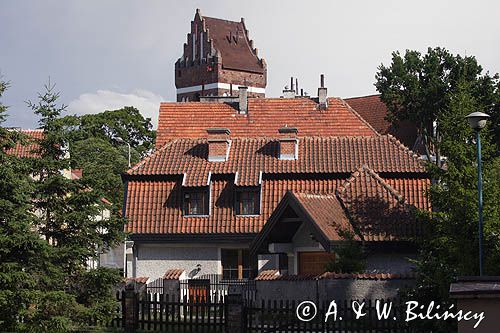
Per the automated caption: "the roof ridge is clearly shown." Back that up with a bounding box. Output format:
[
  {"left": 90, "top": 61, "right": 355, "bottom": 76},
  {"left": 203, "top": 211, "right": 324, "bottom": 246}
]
[
  {"left": 343, "top": 94, "right": 381, "bottom": 100},
  {"left": 337, "top": 164, "right": 408, "bottom": 205},
  {"left": 386, "top": 134, "right": 421, "bottom": 160},
  {"left": 203, "top": 15, "right": 241, "bottom": 25}
]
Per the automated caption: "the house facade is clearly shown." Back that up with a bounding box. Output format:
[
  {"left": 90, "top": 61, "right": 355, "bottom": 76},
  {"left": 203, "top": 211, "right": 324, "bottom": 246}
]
[{"left": 123, "top": 90, "right": 430, "bottom": 280}]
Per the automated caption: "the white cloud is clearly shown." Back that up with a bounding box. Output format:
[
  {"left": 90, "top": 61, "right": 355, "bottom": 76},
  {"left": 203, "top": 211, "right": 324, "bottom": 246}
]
[{"left": 68, "top": 89, "right": 164, "bottom": 128}]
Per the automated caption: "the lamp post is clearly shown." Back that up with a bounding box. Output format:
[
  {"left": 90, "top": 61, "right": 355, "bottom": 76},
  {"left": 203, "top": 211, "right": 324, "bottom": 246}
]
[
  {"left": 465, "top": 111, "right": 490, "bottom": 276},
  {"left": 115, "top": 136, "right": 131, "bottom": 168}
]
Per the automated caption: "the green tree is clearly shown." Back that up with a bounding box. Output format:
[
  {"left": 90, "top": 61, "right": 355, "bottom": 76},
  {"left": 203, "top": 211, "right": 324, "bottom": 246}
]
[
  {"left": 325, "top": 230, "right": 366, "bottom": 273},
  {"left": 62, "top": 107, "right": 155, "bottom": 203},
  {"left": 375, "top": 47, "right": 499, "bottom": 166},
  {"left": 376, "top": 49, "right": 500, "bottom": 331},
  {"left": 0, "top": 79, "right": 63, "bottom": 331},
  {"left": 63, "top": 106, "right": 155, "bottom": 157},
  {"left": 24, "top": 82, "right": 125, "bottom": 331}
]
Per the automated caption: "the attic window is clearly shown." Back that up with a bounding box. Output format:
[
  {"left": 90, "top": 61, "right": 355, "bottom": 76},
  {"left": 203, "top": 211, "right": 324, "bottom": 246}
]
[
  {"left": 183, "top": 188, "right": 209, "bottom": 216},
  {"left": 235, "top": 187, "right": 260, "bottom": 216}
]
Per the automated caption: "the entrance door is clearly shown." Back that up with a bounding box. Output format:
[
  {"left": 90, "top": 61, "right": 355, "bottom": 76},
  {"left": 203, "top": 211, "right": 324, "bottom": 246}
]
[{"left": 298, "top": 251, "right": 336, "bottom": 275}]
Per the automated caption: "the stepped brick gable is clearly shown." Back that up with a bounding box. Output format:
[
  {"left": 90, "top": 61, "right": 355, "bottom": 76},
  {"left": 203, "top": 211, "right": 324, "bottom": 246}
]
[{"left": 175, "top": 9, "right": 266, "bottom": 101}]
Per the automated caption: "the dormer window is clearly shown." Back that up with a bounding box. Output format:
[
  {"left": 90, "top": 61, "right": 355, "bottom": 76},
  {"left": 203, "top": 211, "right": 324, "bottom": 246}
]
[
  {"left": 278, "top": 127, "right": 298, "bottom": 160},
  {"left": 235, "top": 187, "right": 260, "bottom": 216},
  {"left": 183, "top": 188, "right": 209, "bottom": 216}
]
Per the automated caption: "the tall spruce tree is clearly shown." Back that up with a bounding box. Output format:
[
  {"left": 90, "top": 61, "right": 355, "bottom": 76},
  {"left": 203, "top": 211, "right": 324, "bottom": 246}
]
[{"left": 0, "top": 79, "right": 61, "bottom": 331}]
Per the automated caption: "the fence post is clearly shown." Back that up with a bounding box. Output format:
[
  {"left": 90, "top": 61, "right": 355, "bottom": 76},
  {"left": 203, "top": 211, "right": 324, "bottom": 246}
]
[
  {"left": 124, "top": 284, "right": 138, "bottom": 333},
  {"left": 226, "top": 285, "right": 246, "bottom": 333}
]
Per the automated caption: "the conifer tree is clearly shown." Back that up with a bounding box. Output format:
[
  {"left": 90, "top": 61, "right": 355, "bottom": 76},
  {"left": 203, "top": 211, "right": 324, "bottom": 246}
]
[{"left": 0, "top": 81, "right": 126, "bottom": 331}]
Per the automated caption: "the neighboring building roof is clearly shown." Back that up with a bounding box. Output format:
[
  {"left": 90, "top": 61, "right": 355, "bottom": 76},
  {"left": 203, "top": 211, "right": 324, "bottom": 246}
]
[
  {"left": 203, "top": 16, "right": 264, "bottom": 74},
  {"left": 129, "top": 135, "right": 424, "bottom": 187},
  {"left": 337, "top": 165, "right": 421, "bottom": 241},
  {"left": 5, "top": 129, "right": 43, "bottom": 158},
  {"left": 156, "top": 98, "right": 378, "bottom": 146},
  {"left": 344, "top": 95, "right": 418, "bottom": 149}
]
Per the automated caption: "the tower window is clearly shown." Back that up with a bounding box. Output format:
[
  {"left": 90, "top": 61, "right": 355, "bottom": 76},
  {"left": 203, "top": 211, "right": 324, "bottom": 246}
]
[{"left": 178, "top": 70, "right": 182, "bottom": 77}]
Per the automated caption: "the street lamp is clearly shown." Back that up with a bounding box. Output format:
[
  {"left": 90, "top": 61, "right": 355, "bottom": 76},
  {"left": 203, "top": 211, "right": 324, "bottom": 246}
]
[
  {"left": 465, "top": 111, "right": 490, "bottom": 276},
  {"left": 115, "top": 136, "right": 131, "bottom": 168}
]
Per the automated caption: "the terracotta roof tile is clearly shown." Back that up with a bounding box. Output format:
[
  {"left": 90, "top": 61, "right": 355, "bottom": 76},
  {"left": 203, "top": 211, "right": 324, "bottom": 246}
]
[
  {"left": 126, "top": 276, "right": 149, "bottom": 284},
  {"left": 319, "top": 272, "right": 416, "bottom": 280},
  {"left": 337, "top": 165, "right": 427, "bottom": 241},
  {"left": 345, "top": 95, "right": 418, "bottom": 148},
  {"left": 156, "top": 98, "right": 378, "bottom": 146},
  {"left": 163, "top": 269, "right": 185, "bottom": 280},
  {"left": 129, "top": 136, "right": 425, "bottom": 186},
  {"left": 255, "top": 271, "right": 416, "bottom": 281},
  {"left": 255, "top": 270, "right": 280, "bottom": 281},
  {"left": 125, "top": 174, "right": 429, "bottom": 235},
  {"left": 5, "top": 129, "right": 43, "bottom": 158},
  {"left": 290, "top": 192, "right": 358, "bottom": 241},
  {"left": 203, "top": 16, "right": 264, "bottom": 74}
]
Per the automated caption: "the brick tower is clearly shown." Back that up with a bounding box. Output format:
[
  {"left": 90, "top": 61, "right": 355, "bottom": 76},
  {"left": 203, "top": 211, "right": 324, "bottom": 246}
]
[{"left": 175, "top": 9, "right": 267, "bottom": 102}]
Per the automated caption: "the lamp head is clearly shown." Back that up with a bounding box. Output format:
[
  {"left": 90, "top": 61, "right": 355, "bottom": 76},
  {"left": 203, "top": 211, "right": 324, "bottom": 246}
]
[{"left": 466, "top": 112, "right": 490, "bottom": 130}]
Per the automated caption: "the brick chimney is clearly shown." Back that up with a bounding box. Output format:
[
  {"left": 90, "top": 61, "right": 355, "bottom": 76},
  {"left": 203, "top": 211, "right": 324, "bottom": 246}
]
[
  {"left": 207, "top": 128, "right": 231, "bottom": 162},
  {"left": 318, "top": 74, "right": 328, "bottom": 110},
  {"left": 278, "top": 127, "right": 298, "bottom": 160},
  {"left": 238, "top": 86, "right": 248, "bottom": 114}
]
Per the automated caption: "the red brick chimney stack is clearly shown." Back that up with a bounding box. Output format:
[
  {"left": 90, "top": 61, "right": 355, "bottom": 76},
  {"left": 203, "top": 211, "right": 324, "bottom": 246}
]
[
  {"left": 207, "top": 128, "right": 231, "bottom": 162},
  {"left": 278, "top": 127, "right": 299, "bottom": 160}
]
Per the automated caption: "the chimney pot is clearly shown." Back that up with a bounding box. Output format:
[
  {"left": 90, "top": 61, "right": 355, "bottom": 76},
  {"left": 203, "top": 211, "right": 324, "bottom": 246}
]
[{"left": 318, "top": 74, "right": 328, "bottom": 110}]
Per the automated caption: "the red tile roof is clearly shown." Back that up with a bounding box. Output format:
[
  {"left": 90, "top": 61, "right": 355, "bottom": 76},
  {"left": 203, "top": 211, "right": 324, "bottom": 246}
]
[
  {"left": 163, "top": 269, "right": 185, "bottom": 280},
  {"left": 124, "top": 174, "right": 429, "bottom": 236},
  {"left": 126, "top": 276, "right": 149, "bottom": 284},
  {"left": 129, "top": 136, "right": 424, "bottom": 187},
  {"left": 319, "top": 272, "right": 416, "bottom": 280},
  {"left": 255, "top": 270, "right": 415, "bottom": 281},
  {"left": 156, "top": 98, "right": 378, "bottom": 146},
  {"left": 291, "top": 192, "right": 357, "bottom": 242},
  {"left": 337, "top": 165, "right": 424, "bottom": 241},
  {"left": 344, "top": 95, "right": 418, "bottom": 148},
  {"left": 203, "top": 16, "right": 264, "bottom": 74},
  {"left": 5, "top": 129, "right": 43, "bottom": 158}
]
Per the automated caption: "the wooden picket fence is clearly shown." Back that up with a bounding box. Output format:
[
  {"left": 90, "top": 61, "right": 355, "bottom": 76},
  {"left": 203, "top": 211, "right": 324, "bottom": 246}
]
[{"left": 137, "top": 293, "right": 226, "bottom": 332}]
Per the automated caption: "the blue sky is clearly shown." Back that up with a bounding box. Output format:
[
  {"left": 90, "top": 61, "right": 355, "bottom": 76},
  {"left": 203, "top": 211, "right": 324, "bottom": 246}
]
[{"left": 1, "top": 0, "right": 499, "bottom": 128}]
